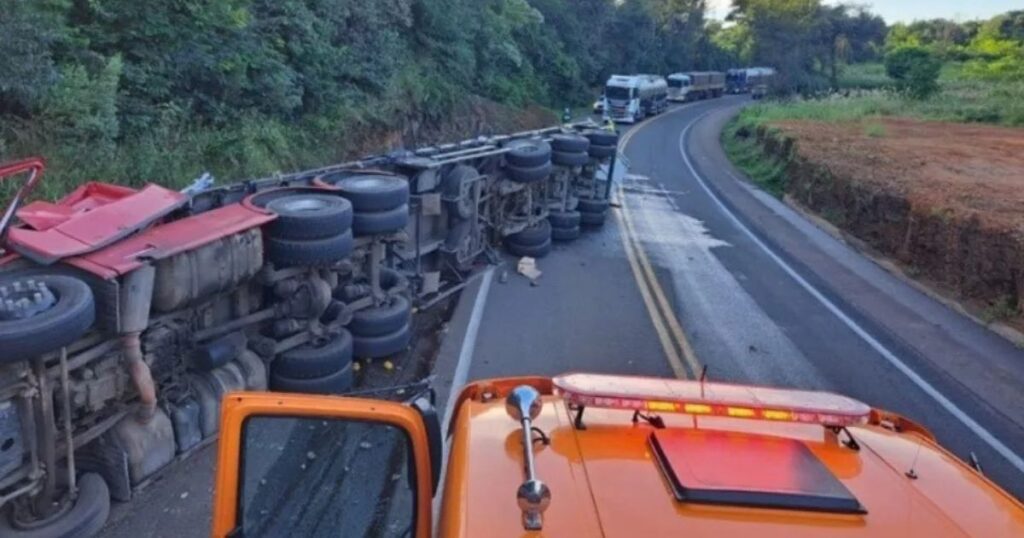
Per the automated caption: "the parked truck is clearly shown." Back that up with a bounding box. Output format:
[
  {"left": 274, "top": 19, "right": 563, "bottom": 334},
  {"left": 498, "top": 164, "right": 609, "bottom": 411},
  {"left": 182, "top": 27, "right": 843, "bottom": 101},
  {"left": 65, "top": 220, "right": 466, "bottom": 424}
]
[
  {"left": 0, "top": 122, "right": 620, "bottom": 537},
  {"left": 726, "top": 67, "right": 777, "bottom": 94},
  {"left": 667, "top": 71, "right": 725, "bottom": 102},
  {"left": 602, "top": 75, "right": 668, "bottom": 123}
]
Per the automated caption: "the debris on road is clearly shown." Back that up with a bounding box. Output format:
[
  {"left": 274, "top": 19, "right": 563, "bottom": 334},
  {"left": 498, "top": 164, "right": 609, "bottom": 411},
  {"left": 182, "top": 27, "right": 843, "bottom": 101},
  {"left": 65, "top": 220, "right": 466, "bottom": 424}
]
[{"left": 517, "top": 256, "right": 543, "bottom": 280}]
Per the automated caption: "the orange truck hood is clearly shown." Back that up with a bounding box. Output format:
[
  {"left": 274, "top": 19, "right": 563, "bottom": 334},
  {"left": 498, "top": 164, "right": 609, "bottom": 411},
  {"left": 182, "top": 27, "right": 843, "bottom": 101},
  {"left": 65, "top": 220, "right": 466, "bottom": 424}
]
[{"left": 438, "top": 394, "right": 1024, "bottom": 538}]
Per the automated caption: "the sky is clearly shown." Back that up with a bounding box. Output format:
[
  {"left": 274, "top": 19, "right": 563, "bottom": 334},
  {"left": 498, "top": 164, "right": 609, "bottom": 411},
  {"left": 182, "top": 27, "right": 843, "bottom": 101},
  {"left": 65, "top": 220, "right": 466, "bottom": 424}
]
[{"left": 706, "top": 0, "right": 1019, "bottom": 23}]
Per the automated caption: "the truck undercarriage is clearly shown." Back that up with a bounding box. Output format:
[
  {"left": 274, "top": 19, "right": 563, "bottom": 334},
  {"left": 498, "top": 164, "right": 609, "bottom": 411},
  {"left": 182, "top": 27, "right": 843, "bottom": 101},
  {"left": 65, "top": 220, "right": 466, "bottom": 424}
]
[{"left": 0, "top": 123, "right": 619, "bottom": 536}]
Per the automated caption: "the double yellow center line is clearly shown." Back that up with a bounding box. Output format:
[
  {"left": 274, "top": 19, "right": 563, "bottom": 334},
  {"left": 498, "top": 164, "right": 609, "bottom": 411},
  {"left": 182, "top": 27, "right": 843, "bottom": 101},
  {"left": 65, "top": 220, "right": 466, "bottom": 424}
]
[{"left": 612, "top": 114, "right": 702, "bottom": 379}]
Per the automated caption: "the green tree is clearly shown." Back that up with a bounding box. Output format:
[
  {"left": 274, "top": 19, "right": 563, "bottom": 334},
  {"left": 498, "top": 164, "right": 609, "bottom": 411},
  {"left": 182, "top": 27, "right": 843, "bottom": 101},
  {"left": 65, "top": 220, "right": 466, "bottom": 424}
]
[{"left": 884, "top": 45, "right": 942, "bottom": 98}]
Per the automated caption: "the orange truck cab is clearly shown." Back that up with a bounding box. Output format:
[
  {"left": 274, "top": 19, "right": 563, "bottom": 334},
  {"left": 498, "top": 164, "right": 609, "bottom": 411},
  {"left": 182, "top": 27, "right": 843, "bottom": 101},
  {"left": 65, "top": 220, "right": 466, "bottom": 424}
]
[{"left": 211, "top": 373, "right": 1024, "bottom": 537}]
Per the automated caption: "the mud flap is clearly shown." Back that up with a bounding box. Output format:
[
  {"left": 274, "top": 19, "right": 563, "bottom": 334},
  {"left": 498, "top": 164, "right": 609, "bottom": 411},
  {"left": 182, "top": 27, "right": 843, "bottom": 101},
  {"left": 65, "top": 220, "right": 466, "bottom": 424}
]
[{"left": 77, "top": 435, "right": 133, "bottom": 502}]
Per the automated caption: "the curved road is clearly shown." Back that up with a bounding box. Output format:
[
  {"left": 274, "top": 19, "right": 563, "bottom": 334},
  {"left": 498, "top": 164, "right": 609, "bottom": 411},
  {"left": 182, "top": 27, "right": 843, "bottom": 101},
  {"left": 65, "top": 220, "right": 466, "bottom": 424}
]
[{"left": 466, "top": 96, "right": 1024, "bottom": 500}]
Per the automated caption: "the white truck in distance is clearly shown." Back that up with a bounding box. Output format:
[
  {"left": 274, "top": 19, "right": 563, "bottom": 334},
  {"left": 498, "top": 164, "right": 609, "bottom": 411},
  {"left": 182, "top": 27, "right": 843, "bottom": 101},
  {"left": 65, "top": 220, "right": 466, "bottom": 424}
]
[
  {"left": 668, "top": 71, "right": 725, "bottom": 102},
  {"left": 603, "top": 74, "right": 668, "bottom": 123}
]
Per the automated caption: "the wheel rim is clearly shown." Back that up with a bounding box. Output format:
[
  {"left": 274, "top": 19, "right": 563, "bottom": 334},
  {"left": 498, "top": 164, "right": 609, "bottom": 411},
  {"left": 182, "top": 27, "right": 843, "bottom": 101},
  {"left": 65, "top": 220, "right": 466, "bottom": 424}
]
[
  {"left": 273, "top": 197, "right": 332, "bottom": 213},
  {"left": 0, "top": 278, "right": 58, "bottom": 321},
  {"left": 343, "top": 176, "right": 396, "bottom": 191}
]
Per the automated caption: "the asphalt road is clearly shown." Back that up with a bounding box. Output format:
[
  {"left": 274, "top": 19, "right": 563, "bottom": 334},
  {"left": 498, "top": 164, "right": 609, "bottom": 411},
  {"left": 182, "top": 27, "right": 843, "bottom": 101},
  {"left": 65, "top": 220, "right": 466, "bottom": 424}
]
[{"left": 466, "top": 96, "right": 1024, "bottom": 500}]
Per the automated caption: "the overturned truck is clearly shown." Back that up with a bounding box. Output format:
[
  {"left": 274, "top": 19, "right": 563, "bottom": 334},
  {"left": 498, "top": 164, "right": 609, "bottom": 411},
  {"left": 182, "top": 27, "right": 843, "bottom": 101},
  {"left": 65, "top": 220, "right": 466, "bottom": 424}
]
[{"left": 0, "top": 123, "right": 619, "bottom": 537}]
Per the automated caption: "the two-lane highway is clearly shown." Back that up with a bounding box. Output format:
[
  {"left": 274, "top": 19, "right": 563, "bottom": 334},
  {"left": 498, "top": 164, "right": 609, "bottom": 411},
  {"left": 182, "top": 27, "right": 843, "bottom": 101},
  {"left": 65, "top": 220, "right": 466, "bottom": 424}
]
[{"left": 466, "top": 96, "right": 1024, "bottom": 499}]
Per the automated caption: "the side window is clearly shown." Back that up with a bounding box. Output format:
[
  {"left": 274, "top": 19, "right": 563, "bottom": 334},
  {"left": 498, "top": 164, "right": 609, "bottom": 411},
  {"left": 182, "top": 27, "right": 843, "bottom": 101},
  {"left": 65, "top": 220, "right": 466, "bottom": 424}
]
[{"left": 239, "top": 416, "right": 416, "bottom": 538}]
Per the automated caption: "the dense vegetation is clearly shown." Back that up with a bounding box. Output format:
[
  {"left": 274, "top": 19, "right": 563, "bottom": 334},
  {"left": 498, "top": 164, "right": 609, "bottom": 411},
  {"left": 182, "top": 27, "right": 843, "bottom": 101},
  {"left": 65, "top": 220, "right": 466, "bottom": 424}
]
[
  {"left": 0, "top": 0, "right": 736, "bottom": 194},
  {"left": 723, "top": 10, "right": 1024, "bottom": 199}
]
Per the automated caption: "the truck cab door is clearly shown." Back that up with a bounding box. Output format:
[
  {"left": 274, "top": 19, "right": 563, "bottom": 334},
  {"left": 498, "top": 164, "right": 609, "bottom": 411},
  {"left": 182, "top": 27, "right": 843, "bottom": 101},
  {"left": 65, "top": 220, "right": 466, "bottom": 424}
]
[{"left": 211, "top": 392, "right": 438, "bottom": 538}]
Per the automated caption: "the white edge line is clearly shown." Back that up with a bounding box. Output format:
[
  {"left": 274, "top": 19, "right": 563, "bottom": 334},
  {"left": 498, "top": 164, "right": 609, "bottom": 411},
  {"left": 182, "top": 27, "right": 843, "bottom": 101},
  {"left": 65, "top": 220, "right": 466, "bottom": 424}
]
[{"left": 677, "top": 110, "right": 1024, "bottom": 475}]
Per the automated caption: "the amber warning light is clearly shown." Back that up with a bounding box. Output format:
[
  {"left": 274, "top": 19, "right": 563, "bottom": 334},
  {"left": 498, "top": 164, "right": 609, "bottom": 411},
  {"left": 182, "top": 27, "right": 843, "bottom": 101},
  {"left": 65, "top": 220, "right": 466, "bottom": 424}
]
[{"left": 552, "top": 373, "right": 872, "bottom": 427}]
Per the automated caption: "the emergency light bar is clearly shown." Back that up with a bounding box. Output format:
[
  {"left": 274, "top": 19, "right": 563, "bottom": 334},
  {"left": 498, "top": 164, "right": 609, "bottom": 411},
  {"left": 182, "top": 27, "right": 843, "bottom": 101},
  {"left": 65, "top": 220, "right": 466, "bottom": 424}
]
[{"left": 552, "top": 373, "right": 871, "bottom": 427}]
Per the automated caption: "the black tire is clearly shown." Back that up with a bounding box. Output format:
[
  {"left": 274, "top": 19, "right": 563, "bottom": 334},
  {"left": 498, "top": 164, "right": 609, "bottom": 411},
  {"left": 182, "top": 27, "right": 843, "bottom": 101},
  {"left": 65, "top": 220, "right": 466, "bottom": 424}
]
[
  {"left": 352, "top": 205, "right": 410, "bottom": 236},
  {"left": 550, "top": 134, "right": 590, "bottom": 154},
  {"left": 0, "top": 274, "right": 95, "bottom": 364},
  {"left": 548, "top": 210, "right": 581, "bottom": 229},
  {"left": 334, "top": 175, "right": 409, "bottom": 212},
  {"left": 266, "top": 230, "right": 353, "bottom": 267},
  {"left": 505, "top": 162, "right": 552, "bottom": 183},
  {"left": 265, "top": 193, "right": 353, "bottom": 240},
  {"left": 508, "top": 220, "right": 551, "bottom": 247},
  {"left": 585, "top": 130, "right": 619, "bottom": 147},
  {"left": 506, "top": 238, "right": 552, "bottom": 258},
  {"left": 578, "top": 197, "right": 610, "bottom": 214},
  {"left": 352, "top": 322, "right": 411, "bottom": 359},
  {"left": 504, "top": 140, "right": 551, "bottom": 168},
  {"left": 349, "top": 296, "right": 411, "bottom": 337},
  {"left": 552, "top": 151, "right": 589, "bottom": 167},
  {"left": 443, "top": 165, "right": 478, "bottom": 220},
  {"left": 270, "top": 362, "right": 354, "bottom": 395},
  {"left": 379, "top": 267, "right": 409, "bottom": 293},
  {"left": 580, "top": 210, "right": 607, "bottom": 227},
  {"left": 0, "top": 473, "right": 110, "bottom": 538},
  {"left": 273, "top": 330, "right": 353, "bottom": 379},
  {"left": 552, "top": 226, "right": 581, "bottom": 242},
  {"left": 588, "top": 144, "right": 615, "bottom": 160}
]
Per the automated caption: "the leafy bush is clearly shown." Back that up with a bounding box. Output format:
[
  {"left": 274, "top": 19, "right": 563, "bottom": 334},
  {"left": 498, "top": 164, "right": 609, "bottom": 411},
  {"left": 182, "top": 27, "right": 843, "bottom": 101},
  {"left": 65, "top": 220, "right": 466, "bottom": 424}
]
[{"left": 885, "top": 46, "right": 942, "bottom": 98}]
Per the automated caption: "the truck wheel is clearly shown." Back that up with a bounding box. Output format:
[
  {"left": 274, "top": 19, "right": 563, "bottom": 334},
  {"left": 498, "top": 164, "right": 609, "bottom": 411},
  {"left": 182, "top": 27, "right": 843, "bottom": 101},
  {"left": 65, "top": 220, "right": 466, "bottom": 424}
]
[
  {"left": 0, "top": 473, "right": 110, "bottom": 538},
  {"left": 505, "top": 162, "right": 552, "bottom": 183},
  {"left": 508, "top": 220, "right": 551, "bottom": 247},
  {"left": 266, "top": 230, "right": 353, "bottom": 267},
  {"left": 548, "top": 210, "right": 581, "bottom": 229},
  {"left": 272, "top": 330, "right": 353, "bottom": 379},
  {"left": 580, "top": 210, "right": 607, "bottom": 227},
  {"left": 270, "top": 362, "right": 354, "bottom": 395},
  {"left": 504, "top": 140, "right": 551, "bottom": 168},
  {"left": 443, "top": 165, "right": 478, "bottom": 220},
  {"left": 0, "top": 274, "right": 95, "bottom": 364},
  {"left": 552, "top": 151, "right": 589, "bottom": 167},
  {"left": 588, "top": 144, "right": 615, "bottom": 160},
  {"left": 352, "top": 205, "right": 410, "bottom": 236},
  {"left": 349, "top": 296, "right": 411, "bottom": 337},
  {"left": 266, "top": 193, "right": 353, "bottom": 240},
  {"left": 585, "top": 131, "right": 618, "bottom": 147},
  {"left": 352, "top": 322, "right": 411, "bottom": 359},
  {"left": 506, "top": 238, "right": 552, "bottom": 258},
  {"left": 334, "top": 175, "right": 409, "bottom": 212},
  {"left": 578, "top": 198, "right": 610, "bottom": 214},
  {"left": 550, "top": 134, "right": 590, "bottom": 154},
  {"left": 551, "top": 226, "right": 581, "bottom": 242}
]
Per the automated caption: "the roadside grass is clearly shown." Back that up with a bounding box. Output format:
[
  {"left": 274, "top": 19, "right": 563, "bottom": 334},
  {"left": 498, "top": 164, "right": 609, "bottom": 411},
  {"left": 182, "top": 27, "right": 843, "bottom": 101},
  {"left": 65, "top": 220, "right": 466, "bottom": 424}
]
[
  {"left": 839, "top": 62, "right": 892, "bottom": 90},
  {"left": 747, "top": 63, "right": 1024, "bottom": 128},
  {"left": 720, "top": 121, "right": 790, "bottom": 197}
]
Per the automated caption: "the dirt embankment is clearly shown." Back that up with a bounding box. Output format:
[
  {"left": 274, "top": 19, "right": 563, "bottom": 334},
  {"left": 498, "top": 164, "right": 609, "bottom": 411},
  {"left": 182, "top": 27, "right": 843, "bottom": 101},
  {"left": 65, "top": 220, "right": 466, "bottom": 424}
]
[{"left": 741, "top": 118, "right": 1024, "bottom": 327}]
